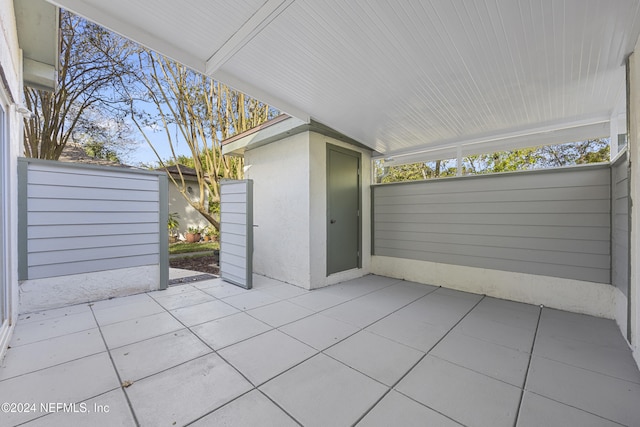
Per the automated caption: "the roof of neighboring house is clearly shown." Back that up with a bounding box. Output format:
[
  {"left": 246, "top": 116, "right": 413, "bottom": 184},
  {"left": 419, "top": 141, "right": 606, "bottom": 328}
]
[
  {"left": 58, "top": 143, "right": 133, "bottom": 168},
  {"left": 157, "top": 165, "right": 209, "bottom": 183},
  {"left": 159, "top": 164, "right": 198, "bottom": 177}
]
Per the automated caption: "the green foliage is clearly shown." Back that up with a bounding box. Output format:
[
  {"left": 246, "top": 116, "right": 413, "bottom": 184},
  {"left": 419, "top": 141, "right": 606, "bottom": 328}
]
[
  {"left": 167, "top": 212, "right": 180, "bottom": 233},
  {"left": 83, "top": 140, "right": 121, "bottom": 163},
  {"left": 202, "top": 225, "right": 217, "bottom": 237},
  {"left": 377, "top": 160, "right": 457, "bottom": 183},
  {"left": 377, "top": 138, "right": 610, "bottom": 183},
  {"left": 168, "top": 241, "right": 219, "bottom": 255}
]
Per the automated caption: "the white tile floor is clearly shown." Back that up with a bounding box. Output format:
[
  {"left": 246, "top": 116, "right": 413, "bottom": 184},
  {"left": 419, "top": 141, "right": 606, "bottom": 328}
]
[{"left": 1, "top": 273, "right": 640, "bottom": 426}]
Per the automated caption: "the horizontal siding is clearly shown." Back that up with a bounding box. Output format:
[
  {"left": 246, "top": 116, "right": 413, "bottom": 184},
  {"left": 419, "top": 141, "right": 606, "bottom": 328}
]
[
  {"left": 28, "top": 185, "right": 158, "bottom": 201},
  {"left": 611, "top": 152, "right": 629, "bottom": 297},
  {"left": 376, "top": 222, "right": 610, "bottom": 241},
  {"left": 373, "top": 166, "right": 611, "bottom": 283},
  {"left": 28, "top": 199, "right": 158, "bottom": 212},
  {"left": 28, "top": 255, "right": 159, "bottom": 280},
  {"left": 22, "top": 160, "right": 162, "bottom": 279},
  {"left": 29, "top": 234, "right": 158, "bottom": 252},
  {"left": 220, "top": 180, "right": 252, "bottom": 288}
]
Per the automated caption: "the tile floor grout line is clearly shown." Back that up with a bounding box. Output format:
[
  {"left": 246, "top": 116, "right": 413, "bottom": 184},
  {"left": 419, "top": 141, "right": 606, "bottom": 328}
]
[
  {"left": 286, "top": 278, "right": 407, "bottom": 312},
  {"left": 529, "top": 352, "right": 640, "bottom": 386},
  {"left": 426, "top": 353, "right": 524, "bottom": 389},
  {"left": 159, "top": 296, "right": 277, "bottom": 396},
  {"left": 350, "top": 293, "right": 486, "bottom": 427},
  {"left": 181, "top": 317, "right": 314, "bottom": 427},
  {"left": 256, "top": 389, "right": 305, "bottom": 427},
  {"left": 231, "top": 281, "right": 427, "bottom": 354},
  {"left": 523, "top": 391, "right": 628, "bottom": 427},
  {"left": 181, "top": 388, "right": 258, "bottom": 426},
  {"left": 306, "top": 286, "right": 447, "bottom": 390},
  {"left": 6, "top": 326, "right": 98, "bottom": 349},
  {"left": 89, "top": 305, "right": 141, "bottom": 427},
  {"left": 15, "top": 306, "right": 93, "bottom": 325},
  {"left": 12, "top": 386, "right": 125, "bottom": 427},
  {"left": 195, "top": 278, "right": 421, "bottom": 389},
  {"left": 101, "top": 290, "right": 274, "bottom": 424},
  {"left": 451, "top": 327, "right": 535, "bottom": 355},
  {"left": 178, "top": 281, "right": 416, "bottom": 423},
  {"left": 512, "top": 304, "right": 543, "bottom": 427},
  {"left": 0, "top": 349, "right": 107, "bottom": 382},
  {"left": 271, "top": 284, "right": 441, "bottom": 359}
]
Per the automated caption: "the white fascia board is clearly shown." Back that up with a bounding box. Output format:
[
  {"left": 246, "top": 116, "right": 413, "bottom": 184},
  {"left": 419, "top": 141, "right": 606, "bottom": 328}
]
[
  {"left": 378, "top": 117, "right": 610, "bottom": 166},
  {"left": 15, "top": 0, "right": 59, "bottom": 91},
  {"left": 23, "top": 58, "right": 56, "bottom": 92},
  {"left": 222, "top": 116, "right": 308, "bottom": 155}
]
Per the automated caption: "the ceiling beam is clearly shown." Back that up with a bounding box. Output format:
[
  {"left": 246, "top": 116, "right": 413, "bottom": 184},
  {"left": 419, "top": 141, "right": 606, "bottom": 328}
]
[
  {"left": 377, "top": 115, "right": 611, "bottom": 166},
  {"left": 205, "top": 0, "right": 294, "bottom": 75}
]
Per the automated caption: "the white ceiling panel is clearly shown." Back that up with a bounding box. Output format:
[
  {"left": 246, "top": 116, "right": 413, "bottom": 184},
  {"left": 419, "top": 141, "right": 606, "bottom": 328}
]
[{"left": 50, "top": 0, "right": 640, "bottom": 158}]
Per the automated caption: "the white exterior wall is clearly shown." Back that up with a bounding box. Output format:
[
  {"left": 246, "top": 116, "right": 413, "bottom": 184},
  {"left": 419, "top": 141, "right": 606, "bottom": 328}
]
[
  {"left": 372, "top": 256, "right": 618, "bottom": 318},
  {"left": 245, "top": 131, "right": 371, "bottom": 289},
  {"left": 167, "top": 178, "right": 209, "bottom": 238},
  {"left": 19, "top": 266, "right": 158, "bottom": 313},
  {"left": 245, "top": 132, "right": 311, "bottom": 287},
  {"left": 0, "top": 0, "right": 23, "bottom": 359},
  {"left": 629, "top": 36, "right": 640, "bottom": 368}
]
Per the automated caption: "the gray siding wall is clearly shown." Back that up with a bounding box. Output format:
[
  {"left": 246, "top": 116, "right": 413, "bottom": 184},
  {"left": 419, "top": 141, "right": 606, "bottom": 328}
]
[
  {"left": 19, "top": 159, "right": 165, "bottom": 280},
  {"left": 220, "top": 180, "right": 253, "bottom": 289},
  {"left": 372, "top": 165, "right": 611, "bottom": 283},
  {"left": 611, "top": 152, "right": 630, "bottom": 296}
]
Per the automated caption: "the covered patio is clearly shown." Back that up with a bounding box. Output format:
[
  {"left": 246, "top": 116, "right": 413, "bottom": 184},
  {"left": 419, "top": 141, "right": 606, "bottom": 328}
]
[
  {"left": 1, "top": 271, "right": 639, "bottom": 426},
  {"left": 2, "top": 1, "right": 640, "bottom": 425}
]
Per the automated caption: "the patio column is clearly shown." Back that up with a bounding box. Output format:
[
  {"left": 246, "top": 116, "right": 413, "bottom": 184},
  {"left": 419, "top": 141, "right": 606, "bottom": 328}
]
[{"left": 628, "top": 37, "right": 640, "bottom": 367}]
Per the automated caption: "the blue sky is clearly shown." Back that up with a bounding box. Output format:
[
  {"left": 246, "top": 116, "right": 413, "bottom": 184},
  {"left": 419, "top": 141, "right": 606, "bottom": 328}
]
[{"left": 127, "top": 124, "right": 191, "bottom": 167}]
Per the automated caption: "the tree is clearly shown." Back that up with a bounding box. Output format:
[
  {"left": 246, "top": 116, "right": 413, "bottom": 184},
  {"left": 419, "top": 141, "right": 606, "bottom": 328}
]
[
  {"left": 126, "top": 51, "right": 277, "bottom": 230},
  {"left": 377, "top": 138, "right": 610, "bottom": 183},
  {"left": 376, "top": 159, "right": 456, "bottom": 183},
  {"left": 23, "top": 11, "right": 137, "bottom": 160}
]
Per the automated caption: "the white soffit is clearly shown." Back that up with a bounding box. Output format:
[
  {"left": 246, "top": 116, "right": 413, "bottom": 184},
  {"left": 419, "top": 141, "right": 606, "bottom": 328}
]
[
  {"left": 50, "top": 0, "right": 640, "bottom": 157},
  {"left": 15, "top": 0, "right": 59, "bottom": 91}
]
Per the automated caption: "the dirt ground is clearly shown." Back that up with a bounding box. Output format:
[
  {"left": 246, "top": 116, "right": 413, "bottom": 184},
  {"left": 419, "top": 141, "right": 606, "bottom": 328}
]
[{"left": 169, "top": 254, "right": 219, "bottom": 275}]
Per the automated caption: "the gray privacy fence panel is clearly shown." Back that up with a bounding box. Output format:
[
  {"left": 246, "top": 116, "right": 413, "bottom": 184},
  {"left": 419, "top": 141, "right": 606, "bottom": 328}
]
[
  {"left": 611, "top": 151, "right": 630, "bottom": 296},
  {"left": 220, "top": 179, "right": 253, "bottom": 289},
  {"left": 372, "top": 165, "right": 611, "bottom": 283},
  {"left": 18, "top": 158, "right": 167, "bottom": 281}
]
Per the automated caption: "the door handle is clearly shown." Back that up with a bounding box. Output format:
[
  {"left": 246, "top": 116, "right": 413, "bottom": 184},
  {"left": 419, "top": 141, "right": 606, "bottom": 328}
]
[{"left": 330, "top": 219, "right": 336, "bottom": 224}]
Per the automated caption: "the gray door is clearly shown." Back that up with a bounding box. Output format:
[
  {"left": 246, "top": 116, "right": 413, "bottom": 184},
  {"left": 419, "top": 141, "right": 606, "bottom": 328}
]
[{"left": 327, "top": 144, "right": 361, "bottom": 275}]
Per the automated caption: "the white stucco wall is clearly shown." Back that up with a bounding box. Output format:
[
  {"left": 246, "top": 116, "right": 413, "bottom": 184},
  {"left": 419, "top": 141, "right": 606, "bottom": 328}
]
[
  {"left": 372, "top": 256, "right": 618, "bottom": 319},
  {"left": 167, "top": 178, "right": 210, "bottom": 238},
  {"left": 245, "top": 132, "right": 311, "bottom": 287},
  {"left": 245, "top": 130, "right": 372, "bottom": 289},
  {"left": 614, "top": 288, "right": 628, "bottom": 341},
  {"left": 0, "top": 0, "right": 23, "bottom": 359},
  {"left": 18, "top": 265, "right": 159, "bottom": 313}
]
